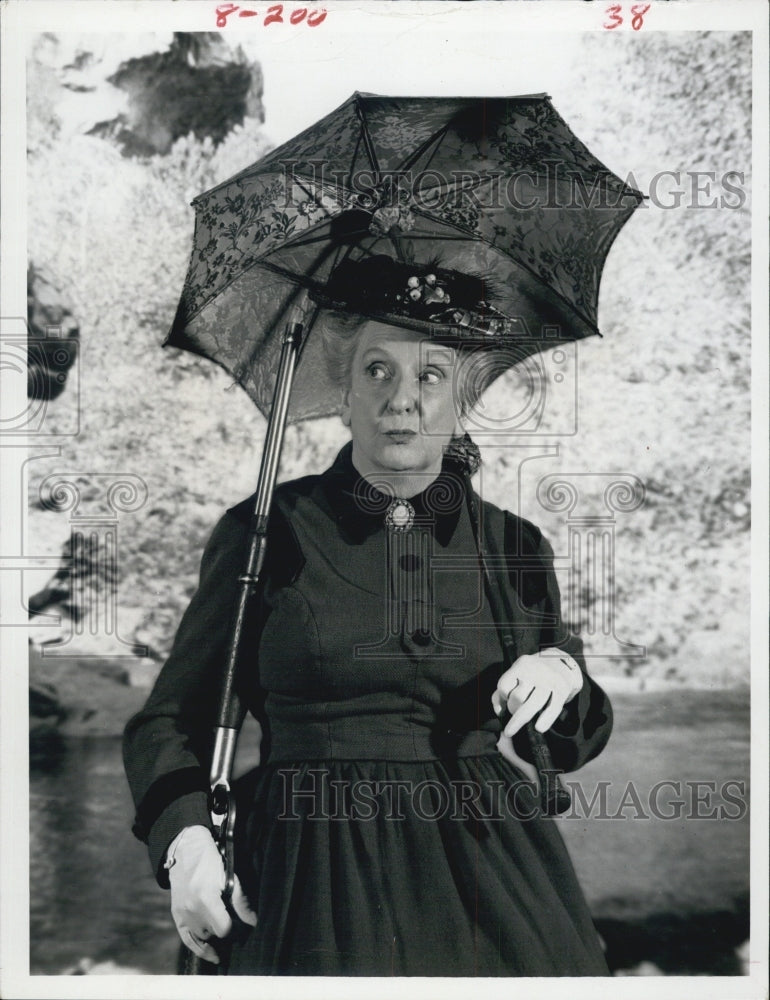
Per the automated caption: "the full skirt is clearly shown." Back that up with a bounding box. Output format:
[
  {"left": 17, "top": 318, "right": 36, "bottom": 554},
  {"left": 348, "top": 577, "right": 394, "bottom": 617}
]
[{"left": 227, "top": 754, "right": 609, "bottom": 977}]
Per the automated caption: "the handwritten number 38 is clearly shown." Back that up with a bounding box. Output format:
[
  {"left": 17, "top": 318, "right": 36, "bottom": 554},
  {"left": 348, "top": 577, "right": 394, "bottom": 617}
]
[{"left": 604, "top": 4, "right": 650, "bottom": 30}]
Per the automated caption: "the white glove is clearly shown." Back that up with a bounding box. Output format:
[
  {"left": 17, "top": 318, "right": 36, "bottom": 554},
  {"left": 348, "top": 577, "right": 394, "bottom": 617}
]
[
  {"left": 166, "top": 825, "right": 257, "bottom": 964},
  {"left": 492, "top": 648, "right": 583, "bottom": 738}
]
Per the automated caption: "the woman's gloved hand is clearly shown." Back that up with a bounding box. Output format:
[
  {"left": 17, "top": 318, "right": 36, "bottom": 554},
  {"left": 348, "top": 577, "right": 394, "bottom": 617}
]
[
  {"left": 165, "top": 825, "right": 257, "bottom": 964},
  {"left": 492, "top": 648, "right": 583, "bottom": 739}
]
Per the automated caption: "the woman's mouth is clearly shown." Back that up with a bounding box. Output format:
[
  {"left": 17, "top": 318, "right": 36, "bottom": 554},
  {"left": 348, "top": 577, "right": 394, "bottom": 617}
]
[{"left": 384, "top": 429, "right": 417, "bottom": 443}]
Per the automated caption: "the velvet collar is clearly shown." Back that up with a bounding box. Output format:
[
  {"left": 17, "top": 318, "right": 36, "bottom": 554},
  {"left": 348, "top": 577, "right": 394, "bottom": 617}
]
[{"left": 321, "top": 441, "right": 468, "bottom": 546}]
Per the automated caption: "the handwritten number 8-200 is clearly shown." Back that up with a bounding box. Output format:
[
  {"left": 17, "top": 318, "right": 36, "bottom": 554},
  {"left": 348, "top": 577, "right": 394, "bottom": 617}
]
[{"left": 215, "top": 4, "right": 328, "bottom": 27}]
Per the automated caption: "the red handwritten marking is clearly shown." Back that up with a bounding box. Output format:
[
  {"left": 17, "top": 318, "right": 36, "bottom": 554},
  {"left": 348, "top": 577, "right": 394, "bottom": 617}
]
[
  {"left": 603, "top": 3, "right": 651, "bottom": 30},
  {"left": 603, "top": 4, "right": 623, "bottom": 29},
  {"left": 631, "top": 3, "right": 650, "bottom": 30},
  {"left": 215, "top": 3, "right": 327, "bottom": 27},
  {"left": 216, "top": 3, "right": 239, "bottom": 26}
]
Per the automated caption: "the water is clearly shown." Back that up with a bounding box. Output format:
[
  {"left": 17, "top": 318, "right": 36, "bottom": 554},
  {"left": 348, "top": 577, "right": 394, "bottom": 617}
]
[{"left": 30, "top": 737, "right": 179, "bottom": 975}]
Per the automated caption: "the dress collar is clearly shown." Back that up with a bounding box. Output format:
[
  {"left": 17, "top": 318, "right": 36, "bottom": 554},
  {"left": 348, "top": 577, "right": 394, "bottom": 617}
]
[{"left": 321, "top": 441, "right": 467, "bottom": 546}]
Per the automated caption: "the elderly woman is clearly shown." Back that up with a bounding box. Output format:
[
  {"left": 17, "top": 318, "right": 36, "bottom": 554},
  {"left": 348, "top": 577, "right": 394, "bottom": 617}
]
[{"left": 123, "top": 254, "right": 613, "bottom": 977}]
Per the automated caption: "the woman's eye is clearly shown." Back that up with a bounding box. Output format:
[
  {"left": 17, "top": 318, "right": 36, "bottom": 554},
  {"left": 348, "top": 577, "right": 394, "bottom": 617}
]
[
  {"left": 366, "top": 362, "right": 390, "bottom": 381},
  {"left": 419, "top": 369, "right": 443, "bottom": 385}
]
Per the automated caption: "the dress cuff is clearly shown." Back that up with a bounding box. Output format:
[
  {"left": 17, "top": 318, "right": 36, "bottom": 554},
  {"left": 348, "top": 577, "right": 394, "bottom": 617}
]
[
  {"left": 148, "top": 791, "right": 213, "bottom": 888},
  {"left": 547, "top": 695, "right": 582, "bottom": 740}
]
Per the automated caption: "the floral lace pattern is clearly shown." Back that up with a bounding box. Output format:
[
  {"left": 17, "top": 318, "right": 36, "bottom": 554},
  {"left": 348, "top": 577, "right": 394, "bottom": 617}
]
[{"left": 169, "top": 93, "right": 642, "bottom": 420}]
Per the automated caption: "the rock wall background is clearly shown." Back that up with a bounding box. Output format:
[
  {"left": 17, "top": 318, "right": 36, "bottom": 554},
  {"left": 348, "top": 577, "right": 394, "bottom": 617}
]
[{"left": 25, "top": 30, "right": 751, "bottom": 707}]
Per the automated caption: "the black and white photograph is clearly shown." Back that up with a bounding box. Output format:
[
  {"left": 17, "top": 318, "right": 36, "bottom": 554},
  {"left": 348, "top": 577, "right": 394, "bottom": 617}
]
[{"left": 0, "top": 1, "right": 767, "bottom": 997}]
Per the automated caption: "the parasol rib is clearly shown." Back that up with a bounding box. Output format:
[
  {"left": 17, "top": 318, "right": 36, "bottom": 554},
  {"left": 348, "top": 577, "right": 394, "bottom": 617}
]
[{"left": 354, "top": 95, "right": 382, "bottom": 179}]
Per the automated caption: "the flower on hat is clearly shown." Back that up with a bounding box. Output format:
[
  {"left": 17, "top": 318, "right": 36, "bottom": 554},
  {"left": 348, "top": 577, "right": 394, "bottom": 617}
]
[
  {"left": 403, "top": 273, "right": 451, "bottom": 306},
  {"left": 310, "top": 253, "right": 524, "bottom": 344}
]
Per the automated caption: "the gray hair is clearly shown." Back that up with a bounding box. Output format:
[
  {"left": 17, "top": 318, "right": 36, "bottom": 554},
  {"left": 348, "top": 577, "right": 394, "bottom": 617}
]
[{"left": 318, "top": 310, "right": 367, "bottom": 391}]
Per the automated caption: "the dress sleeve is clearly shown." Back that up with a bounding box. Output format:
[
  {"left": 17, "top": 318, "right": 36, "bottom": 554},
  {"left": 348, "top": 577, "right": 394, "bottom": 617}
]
[
  {"left": 508, "top": 523, "right": 614, "bottom": 774},
  {"left": 122, "top": 507, "right": 260, "bottom": 887}
]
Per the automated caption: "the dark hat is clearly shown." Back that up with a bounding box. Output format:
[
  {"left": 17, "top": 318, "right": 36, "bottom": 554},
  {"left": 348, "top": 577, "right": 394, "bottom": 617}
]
[{"left": 309, "top": 254, "right": 528, "bottom": 349}]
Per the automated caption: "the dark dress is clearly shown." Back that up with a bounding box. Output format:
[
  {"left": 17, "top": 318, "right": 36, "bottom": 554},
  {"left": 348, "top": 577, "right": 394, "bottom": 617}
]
[{"left": 124, "top": 443, "right": 613, "bottom": 976}]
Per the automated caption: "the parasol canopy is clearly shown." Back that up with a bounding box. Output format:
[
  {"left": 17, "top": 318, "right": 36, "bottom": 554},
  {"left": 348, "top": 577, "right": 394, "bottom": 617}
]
[{"left": 167, "top": 92, "right": 643, "bottom": 421}]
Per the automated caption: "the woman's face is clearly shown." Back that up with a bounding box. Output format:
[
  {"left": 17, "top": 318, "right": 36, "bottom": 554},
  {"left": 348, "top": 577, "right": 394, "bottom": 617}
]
[{"left": 342, "top": 321, "right": 462, "bottom": 481}]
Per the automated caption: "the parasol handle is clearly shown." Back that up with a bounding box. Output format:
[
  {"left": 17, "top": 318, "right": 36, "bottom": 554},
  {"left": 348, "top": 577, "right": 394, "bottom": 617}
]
[
  {"left": 183, "top": 314, "right": 305, "bottom": 977},
  {"left": 212, "top": 315, "right": 304, "bottom": 743}
]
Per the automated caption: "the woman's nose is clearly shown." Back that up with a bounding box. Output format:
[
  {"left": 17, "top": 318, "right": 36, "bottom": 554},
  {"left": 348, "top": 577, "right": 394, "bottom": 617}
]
[{"left": 386, "top": 375, "right": 417, "bottom": 413}]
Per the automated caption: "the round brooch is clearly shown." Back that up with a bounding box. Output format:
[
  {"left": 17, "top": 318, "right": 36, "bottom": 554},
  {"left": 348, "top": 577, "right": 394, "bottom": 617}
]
[{"left": 385, "top": 498, "right": 415, "bottom": 532}]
